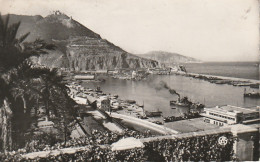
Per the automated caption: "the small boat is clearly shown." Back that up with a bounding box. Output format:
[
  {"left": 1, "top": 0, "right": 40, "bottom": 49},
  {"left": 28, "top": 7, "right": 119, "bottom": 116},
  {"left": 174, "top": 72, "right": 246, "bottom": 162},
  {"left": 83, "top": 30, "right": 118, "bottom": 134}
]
[
  {"left": 113, "top": 94, "right": 119, "bottom": 98},
  {"left": 110, "top": 94, "right": 119, "bottom": 99},
  {"left": 140, "top": 116, "right": 148, "bottom": 119},
  {"left": 249, "top": 84, "right": 259, "bottom": 89},
  {"left": 244, "top": 92, "right": 260, "bottom": 98},
  {"left": 244, "top": 88, "right": 260, "bottom": 98},
  {"left": 98, "top": 78, "right": 106, "bottom": 82},
  {"left": 145, "top": 110, "right": 162, "bottom": 117},
  {"left": 96, "top": 86, "right": 102, "bottom": 93},
  {"left": 152, "top": 121, "right": 163, "bottom": 125},
  {"left": 125, "top": 100, "right": 136, "bottom": 104}
]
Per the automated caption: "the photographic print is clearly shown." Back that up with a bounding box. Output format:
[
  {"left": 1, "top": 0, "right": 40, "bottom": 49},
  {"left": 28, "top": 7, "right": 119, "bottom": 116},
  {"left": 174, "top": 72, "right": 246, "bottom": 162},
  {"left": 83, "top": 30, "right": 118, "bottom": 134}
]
[{"left": 0, "top": 0, "right": 259, "bottom": 161}]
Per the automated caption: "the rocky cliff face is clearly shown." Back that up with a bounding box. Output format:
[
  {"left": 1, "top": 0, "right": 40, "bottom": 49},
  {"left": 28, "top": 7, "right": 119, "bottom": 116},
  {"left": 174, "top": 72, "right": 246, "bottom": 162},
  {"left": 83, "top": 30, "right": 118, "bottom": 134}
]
[
  {"left": 65, "top": 37, "right": 159, "bottom": 70},
  {"left": 31, "top": 36, "right": 159, "bottom": 70},
  {"left": 8, "top": 12, "right": 159, "bottom": 70}
]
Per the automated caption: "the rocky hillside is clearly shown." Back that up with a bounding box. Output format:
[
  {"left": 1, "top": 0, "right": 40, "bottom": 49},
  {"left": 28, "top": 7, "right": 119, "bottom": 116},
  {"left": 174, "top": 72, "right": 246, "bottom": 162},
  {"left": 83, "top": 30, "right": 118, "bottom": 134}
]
[
  {"left": 7, "top": 11, "right": 159, "bottom": 70},
  {"left": 137, "top": 51, "right": 201, "bottom": 65},
  {"left": 65, "top": 37, "right": 159, "bottom": 70}
]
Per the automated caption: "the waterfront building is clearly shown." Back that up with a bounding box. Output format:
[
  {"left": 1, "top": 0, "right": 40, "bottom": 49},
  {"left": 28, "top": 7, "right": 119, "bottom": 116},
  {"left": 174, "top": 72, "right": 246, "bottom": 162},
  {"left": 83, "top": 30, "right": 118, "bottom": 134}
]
[
  {"left": 95, "top": 70, "right": 108, "bottom": 73},
  {"left": 148, "top": 68, "right": 170, "bottom": 75},
  {"left": 74, "top": 74, "right": 95, "bottom": 80},
  {"left": 107, "top": 70, "right": 119, "bottom": 74},
  {"left": 202, "top": 105, "right": 259, "bottom": 126}
]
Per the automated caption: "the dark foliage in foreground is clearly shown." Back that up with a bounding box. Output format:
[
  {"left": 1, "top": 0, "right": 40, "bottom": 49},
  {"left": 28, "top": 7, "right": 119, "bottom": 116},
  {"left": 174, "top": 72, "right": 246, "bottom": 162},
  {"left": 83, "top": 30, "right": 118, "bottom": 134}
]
[
  {"left": 0, "top": 132, "right": 237, "bottom": 162},
  {"left": 0, "top": 13, "right": 75, "bottom": 153}
]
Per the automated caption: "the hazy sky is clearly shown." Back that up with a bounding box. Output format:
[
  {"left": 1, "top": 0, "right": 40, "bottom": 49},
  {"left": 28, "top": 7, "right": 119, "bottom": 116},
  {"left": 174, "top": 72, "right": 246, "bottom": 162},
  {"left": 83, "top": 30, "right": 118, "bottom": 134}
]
[{"left": 1, "top": 0, "right": 259, "bottom": 61}]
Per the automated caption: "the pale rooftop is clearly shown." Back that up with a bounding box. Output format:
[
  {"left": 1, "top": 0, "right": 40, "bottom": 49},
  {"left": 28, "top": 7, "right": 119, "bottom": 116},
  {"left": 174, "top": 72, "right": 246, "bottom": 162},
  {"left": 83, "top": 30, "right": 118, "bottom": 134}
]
[{"left": 205, "top": 105, "right": 258, "bottom": 114}]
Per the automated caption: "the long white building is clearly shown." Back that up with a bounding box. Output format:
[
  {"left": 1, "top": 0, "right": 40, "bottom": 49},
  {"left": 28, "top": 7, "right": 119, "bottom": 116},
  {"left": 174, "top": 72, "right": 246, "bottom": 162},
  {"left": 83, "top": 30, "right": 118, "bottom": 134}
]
[{"left": 201, "top": 105, "right": 259, "bottom": 126}]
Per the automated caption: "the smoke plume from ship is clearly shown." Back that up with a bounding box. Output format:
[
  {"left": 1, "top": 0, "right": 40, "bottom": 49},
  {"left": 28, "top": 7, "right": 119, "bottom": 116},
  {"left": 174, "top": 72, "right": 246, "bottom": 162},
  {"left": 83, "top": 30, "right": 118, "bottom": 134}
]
[{"left": 155, "top": 81, "right": 180, "bottom": 97}]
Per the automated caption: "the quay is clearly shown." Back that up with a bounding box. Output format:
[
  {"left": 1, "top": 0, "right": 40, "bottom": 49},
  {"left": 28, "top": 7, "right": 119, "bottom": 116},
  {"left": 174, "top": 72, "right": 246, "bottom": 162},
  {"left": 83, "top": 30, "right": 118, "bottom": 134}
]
[
  {"left": 188, "top": 72, "right": 260, "bottom": 83},
  {"left": 67, "top": 82, "right": 178, "bottom": 135},
  {"left": 185, "top": 72, "right": 260, "bottom": 84},
  {"left": 110, "top": 112, "right": 178, "bottom": 135},
  {"left": 173, "top": 71, "right": 260, "bottom": 88}
]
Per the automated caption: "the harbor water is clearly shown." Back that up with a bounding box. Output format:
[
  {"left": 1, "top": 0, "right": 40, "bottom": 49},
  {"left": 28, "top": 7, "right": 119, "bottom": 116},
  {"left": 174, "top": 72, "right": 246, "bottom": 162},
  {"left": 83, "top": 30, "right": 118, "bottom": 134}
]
[
  {"left": 82, "top": 74, "right": 260, "bottom": 117},
  {"left": 184, "top": 62, "right": 259, "bottom": 80}
]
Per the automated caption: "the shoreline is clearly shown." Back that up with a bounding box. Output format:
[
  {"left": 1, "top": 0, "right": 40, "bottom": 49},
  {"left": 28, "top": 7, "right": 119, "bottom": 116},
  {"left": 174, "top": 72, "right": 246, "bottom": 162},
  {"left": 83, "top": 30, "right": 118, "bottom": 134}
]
[
  {"left": 68, "top": 82, "right": 179, "bottom": 135},
  {"left": 68, "top": 81, "right": 223, "bottom": 135},
  {"left": 109, "top": 112, "right": 178, "bottom": 135}
]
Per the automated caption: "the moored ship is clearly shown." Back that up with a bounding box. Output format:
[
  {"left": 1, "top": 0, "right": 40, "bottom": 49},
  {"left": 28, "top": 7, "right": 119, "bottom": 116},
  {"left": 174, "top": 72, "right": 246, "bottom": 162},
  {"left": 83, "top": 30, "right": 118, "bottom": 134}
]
[
  {"left": 145, "top": 110, "right": 162, "bottom": 117},
  {"left": 170, "top": 101, "right": 190, "bottom": 108},
  {"left": 244, "top": 92, "right": 260, "bottom": 98},
  {"left": 243, "top": 88, "right": 260, "bottom": 98},
  {"left": 170, "top": 97, "right": 192, "bottom": 109},
  {"left": 170, "top": 96, "right": 205, "bottom": 110}
]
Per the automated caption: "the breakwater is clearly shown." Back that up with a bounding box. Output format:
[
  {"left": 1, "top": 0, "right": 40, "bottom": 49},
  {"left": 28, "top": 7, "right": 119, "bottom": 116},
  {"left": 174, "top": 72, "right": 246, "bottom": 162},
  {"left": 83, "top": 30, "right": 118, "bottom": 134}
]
[{"left": 177, "top": 72, "right": 260, "bottom": 87}]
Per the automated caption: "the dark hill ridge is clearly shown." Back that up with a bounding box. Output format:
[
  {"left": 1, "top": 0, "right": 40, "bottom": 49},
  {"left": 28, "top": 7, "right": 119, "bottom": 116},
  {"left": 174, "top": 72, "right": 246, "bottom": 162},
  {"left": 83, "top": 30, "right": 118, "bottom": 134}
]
[
  {"left": 7, "top": 12, "right": 159, "bottom": 70},
  {"left": 8, "top": 13, "right": 101, "bottom": 42},
  {"left": 137, "top": 51, "right": 201, "bottom": 65}
]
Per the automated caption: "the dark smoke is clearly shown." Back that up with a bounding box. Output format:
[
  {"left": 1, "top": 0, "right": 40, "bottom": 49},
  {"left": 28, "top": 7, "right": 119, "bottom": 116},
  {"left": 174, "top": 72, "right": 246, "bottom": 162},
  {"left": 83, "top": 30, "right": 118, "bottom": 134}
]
[{"left": 156, "top": 81, "right": 180, "bottom": 97}]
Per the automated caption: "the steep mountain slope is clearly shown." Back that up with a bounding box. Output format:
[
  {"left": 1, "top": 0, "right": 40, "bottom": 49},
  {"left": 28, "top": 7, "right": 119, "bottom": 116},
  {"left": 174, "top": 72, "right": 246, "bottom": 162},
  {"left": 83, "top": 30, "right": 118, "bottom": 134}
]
[
  {"left": 8, "top": 12, "right": 101, "bottom": 42},
  {"left": 65, "top": 37, "right": 159, "bottom": 70},
  {"left": 137, "top": 51, "right": 201, "bottom": 65},
  {"left": 7, "top": 12, "right": 159, "bottom": 70}
]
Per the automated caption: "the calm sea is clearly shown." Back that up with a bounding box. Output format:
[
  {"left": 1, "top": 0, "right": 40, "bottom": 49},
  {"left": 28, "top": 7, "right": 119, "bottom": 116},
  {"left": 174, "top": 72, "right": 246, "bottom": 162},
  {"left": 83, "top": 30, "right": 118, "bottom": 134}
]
[
  {"left": 83, "top": 74, "right": 260, "bottom": 117},
  {"left": 184, "top": 62, "right": 259, "bottom": 80}
]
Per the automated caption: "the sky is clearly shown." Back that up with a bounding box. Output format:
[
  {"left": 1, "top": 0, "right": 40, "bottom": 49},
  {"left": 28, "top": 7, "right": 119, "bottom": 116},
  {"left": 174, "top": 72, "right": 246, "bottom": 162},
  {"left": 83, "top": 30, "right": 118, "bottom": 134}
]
[{"left": 0, "top": 0, "right": 259, "bottom": 62}]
